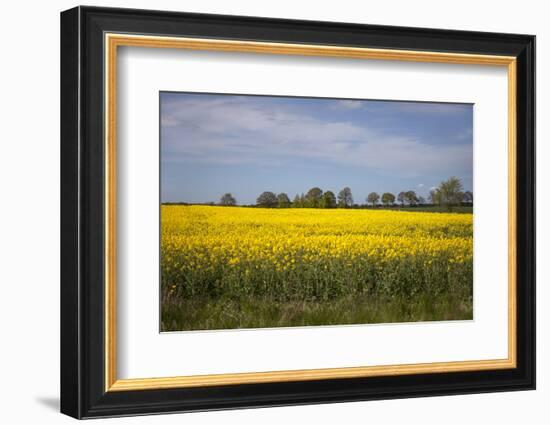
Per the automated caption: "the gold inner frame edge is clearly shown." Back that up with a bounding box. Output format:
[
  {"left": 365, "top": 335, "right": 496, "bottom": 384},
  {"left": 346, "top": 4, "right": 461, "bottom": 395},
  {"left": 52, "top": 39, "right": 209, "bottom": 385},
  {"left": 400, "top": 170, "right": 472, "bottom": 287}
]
[{"left": 104, "top": 33, "right": 518, "bottom": 392}]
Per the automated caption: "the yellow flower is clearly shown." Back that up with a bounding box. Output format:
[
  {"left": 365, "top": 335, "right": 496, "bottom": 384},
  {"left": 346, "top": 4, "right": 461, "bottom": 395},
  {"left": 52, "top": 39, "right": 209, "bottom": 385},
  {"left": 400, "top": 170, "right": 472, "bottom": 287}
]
[{"left": 161, "top": 205, "right": 472, "bottom": 287}]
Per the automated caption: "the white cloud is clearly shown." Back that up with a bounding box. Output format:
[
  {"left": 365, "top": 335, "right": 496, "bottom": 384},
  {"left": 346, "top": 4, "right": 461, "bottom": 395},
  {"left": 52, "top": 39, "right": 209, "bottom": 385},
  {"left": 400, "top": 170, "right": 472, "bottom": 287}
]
[{"left": 161, "top": 96, "right": 472, "bottom": 177}]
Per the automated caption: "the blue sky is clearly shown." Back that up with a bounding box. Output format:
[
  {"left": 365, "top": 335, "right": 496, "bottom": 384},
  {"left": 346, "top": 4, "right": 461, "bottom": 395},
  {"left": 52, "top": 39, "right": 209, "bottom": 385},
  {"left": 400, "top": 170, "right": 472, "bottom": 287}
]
[{"left": 160, "top": 92, "right": 473, "bottom": 205}]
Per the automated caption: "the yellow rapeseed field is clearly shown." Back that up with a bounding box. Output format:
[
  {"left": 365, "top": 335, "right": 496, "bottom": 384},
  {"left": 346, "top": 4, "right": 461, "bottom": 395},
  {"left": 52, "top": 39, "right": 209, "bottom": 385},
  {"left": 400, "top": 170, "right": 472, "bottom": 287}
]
[{"left": 161, "top": 205, "right": 472, "bottom": 305}]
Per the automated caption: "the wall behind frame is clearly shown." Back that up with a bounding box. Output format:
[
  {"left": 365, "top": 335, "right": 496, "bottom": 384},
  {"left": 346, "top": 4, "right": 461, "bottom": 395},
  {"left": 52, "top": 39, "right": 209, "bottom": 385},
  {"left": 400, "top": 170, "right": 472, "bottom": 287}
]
[{"left": 0, "top": 1, "right": 543, "bottom": 424}]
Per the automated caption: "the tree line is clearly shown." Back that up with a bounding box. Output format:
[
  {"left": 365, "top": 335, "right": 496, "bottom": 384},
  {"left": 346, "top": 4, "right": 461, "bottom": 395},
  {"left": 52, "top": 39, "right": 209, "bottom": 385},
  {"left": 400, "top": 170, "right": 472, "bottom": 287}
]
[{"left": 219, "top": 177, "right": 472, "bottom": 212}]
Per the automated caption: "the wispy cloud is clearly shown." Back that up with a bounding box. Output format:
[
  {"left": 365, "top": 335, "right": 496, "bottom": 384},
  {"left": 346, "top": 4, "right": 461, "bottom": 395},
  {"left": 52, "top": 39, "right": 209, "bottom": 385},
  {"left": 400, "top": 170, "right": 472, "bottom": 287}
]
[
  {"left": 161, "top": 94, "right": 472, "bottom": 178},
  {"left": 332, "top": 99, "right": 363, "bottom": 110}
]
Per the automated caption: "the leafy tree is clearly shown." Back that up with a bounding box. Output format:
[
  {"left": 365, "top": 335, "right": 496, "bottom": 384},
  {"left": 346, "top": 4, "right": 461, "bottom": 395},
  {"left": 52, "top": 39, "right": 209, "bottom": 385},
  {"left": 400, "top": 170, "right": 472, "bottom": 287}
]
[
  {"left": 256, "top": 191, "right": 278, "bottom": 208},
  {"left": 429, "top": 188, "right": 441, "bottom": 205},
  {"left": 397, "top": 191, "right": 406, "bottom": 206},
  {"left": 292, "top": 194, "right": 301, "bottom": 208},
  {"left": 219, "top": 193, "right": 236, "bottom": 206},
  {"left": 418, "top": 196, "right": 426, "bottom": 205},
  {"left": 277, "top": 193, "right": 291, "bottom": 208},
  {"left": 463, "top": 190, "right": 473, "bottom": 204},
  {"left": 381, "top": 192, "right": 395, "bottom": 206},
  {"left": 405, "top": 190, "right": 419, "bottom": 206},
  {"left": 337, "top": 187, "right": 353, "bottom": 208},
  {"left": 305, "top": 187, "right": 323, "bottom": 208},
  {"left": 321, "top": 191, "right": 337, "bottom": 208},
  {"left": 438, "top": 176, "right": 464, "bottom": 211},
  {"left": 367, "top": 192, "right": 380, "bottom": 207}
]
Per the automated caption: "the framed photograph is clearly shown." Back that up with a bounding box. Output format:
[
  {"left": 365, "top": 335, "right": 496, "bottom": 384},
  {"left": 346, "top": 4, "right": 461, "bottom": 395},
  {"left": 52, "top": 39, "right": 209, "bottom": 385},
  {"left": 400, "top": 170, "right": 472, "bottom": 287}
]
[{"left": 60, "top": 6, "right": 535, "bottom": 419}]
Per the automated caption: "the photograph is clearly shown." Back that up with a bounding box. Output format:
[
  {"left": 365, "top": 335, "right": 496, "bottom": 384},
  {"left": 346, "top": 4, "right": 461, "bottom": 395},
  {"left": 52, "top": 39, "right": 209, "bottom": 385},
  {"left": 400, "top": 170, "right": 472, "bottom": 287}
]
[{"left": 160, "top": 92, "right": 474, "bottom": 331}]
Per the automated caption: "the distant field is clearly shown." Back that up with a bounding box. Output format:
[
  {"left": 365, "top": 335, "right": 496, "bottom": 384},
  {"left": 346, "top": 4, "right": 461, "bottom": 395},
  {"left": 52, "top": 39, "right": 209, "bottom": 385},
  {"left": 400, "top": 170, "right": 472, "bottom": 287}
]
[
  {"left": 161, "top": 205, "right": 473, "bottom": 331},
  {"left": 377, "top": 205, "right": 473, "bottom": 214}
]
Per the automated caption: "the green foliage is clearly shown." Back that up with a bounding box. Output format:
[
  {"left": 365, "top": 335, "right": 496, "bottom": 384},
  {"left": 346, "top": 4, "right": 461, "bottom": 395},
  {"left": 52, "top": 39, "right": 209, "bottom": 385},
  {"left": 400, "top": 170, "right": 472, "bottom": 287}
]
[
  {"left": 337, "top": 187, "right": 353, "bottom": 208},
  {"left": 405, "top": 190, "right": 419, "bottom": 205},
  {"left": 219, "top": 193, "right": 237, "bottom": 206},
  {"left": 161, "top": 251, "right": 472, "bottom": 330},
  {"left": 277, "top": 192, "right": 291, "bottom": 208},
  {"left": 305, "top": 187, "right": 323, "bottom": 208},
  {"left": 381, "top": 192, "right": 395, "bottom": 205},
  {"left": 161, "top": 293, "right": 473, "bottom": 331},
  {"left": 397, "top": 191, "right": 406, "bottom": 205},
  {"left": 437, "top": 176, "right": 464, "bottom": 212},
  {"left": 321, "top": 191, "right": 337, "bottom": 208},
  {"left": 162, "top": 248, "right": 471, "bottom": 303},
  {"left": 429, "top": 188, "right": 440, "bottom": 205},
  {"left": 244, "top": 177, "right": 469, "bottom": 210},
  {"left": 256, "top": 191, "right": 278, "bottom": 207},
  {"left": 379, "top": 205, "right": 473, "bottom": 214},
  {"left": 367, "top": 192, "right": 380, "bottom": 206}
]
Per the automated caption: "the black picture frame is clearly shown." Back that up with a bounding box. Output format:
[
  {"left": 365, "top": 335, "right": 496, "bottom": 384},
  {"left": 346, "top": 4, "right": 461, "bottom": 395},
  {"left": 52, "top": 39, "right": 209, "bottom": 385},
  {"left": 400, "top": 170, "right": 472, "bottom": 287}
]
[{"left": 61, "top": 5, "right": 535, "bottom": 419}]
